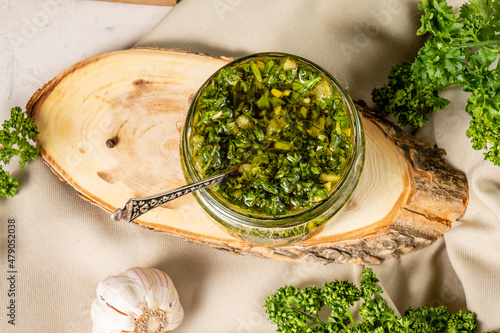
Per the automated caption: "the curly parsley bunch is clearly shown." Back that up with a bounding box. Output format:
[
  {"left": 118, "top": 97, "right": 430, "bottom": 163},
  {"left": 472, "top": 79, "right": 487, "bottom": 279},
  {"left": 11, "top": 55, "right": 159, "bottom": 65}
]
[
  {"left": 372, "top": 0, "right": 500, "bottom": 165},
  {"left": 0, "top": 107, "right": 39, "bottom": 197},
  {"left": 264, "top": 268, "right": 496, "bottom": 333}
]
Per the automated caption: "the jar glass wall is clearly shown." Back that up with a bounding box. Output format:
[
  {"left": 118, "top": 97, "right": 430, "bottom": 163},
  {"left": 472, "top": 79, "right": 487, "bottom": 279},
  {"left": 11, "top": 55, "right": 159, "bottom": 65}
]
[{"left": 180, "top": 52, "right": 364, "bottom": 246}]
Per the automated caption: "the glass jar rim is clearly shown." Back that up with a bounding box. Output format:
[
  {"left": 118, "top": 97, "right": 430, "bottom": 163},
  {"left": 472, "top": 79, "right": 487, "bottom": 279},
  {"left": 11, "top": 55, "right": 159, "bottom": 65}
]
[{"left": 181, "top": 52, "right": 364, "bottom": 229}]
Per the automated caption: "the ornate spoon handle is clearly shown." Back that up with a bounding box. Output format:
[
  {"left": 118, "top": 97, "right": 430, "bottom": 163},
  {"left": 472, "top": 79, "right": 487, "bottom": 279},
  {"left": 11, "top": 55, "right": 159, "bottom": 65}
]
[{"left": 111, "top": 171, "right": 233, "bottom": 223}]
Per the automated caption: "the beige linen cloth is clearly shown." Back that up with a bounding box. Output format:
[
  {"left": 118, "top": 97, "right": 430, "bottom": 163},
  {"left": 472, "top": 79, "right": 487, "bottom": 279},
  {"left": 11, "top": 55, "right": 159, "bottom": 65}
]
[{"left": 2, "top": 0, "right": 500, "bottom": 332}]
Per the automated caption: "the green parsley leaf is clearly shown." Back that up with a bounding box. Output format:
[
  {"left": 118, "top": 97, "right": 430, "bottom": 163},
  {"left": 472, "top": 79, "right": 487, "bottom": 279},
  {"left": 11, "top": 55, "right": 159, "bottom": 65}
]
[
  {"left": 264, "top": 268, "right": 496, "bottom": 333},
  {"left": 0, "top": 107, "right": 39, "bottom": 197},
  {"left": 372, "top": 0, "right": 500, "bottom": 165}
]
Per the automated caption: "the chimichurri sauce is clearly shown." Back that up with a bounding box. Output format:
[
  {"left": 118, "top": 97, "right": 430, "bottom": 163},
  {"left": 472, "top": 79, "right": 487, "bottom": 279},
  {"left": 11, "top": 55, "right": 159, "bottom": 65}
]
[{"left": 189, "top": 56, "right": 353, "bottom": 216}]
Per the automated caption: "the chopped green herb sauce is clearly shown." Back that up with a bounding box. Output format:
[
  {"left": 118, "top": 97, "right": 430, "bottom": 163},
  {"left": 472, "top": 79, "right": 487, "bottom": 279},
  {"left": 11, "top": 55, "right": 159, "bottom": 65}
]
[{"left": 189, "top": 55, "right": 353, "bottom": 216}]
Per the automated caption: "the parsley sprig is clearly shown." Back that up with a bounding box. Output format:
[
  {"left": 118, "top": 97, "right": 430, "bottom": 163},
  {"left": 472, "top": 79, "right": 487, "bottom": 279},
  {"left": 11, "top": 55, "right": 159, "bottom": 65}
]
[
  {"left": 264, "top": 268, "right": 497, "bottom": 332},
  {"left": 372, "top": 0, "right": 500, "bottom": 165},
  {"left": 0, "top": 107, "right": 39, "bottom": 197}
]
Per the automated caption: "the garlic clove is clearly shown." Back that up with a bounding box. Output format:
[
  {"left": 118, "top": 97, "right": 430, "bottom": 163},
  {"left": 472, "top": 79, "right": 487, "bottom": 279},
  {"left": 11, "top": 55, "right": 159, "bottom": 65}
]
[
  {"left": 91, "top": 267, "right": 184, "bottom": 333},
  {"left": 141, "top": 276, "right": 184, "bottom": 328},
  {"left": 96, "top": 275, "right": 146, "bottom": 318},
  {"left": 91, "top": 294, "right": 135, "bottom": 332}
]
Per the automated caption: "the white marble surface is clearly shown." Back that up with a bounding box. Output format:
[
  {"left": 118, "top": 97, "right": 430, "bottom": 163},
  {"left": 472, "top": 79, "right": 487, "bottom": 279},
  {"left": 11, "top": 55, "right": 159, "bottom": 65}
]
[{"left": 1, "top": 0, "right": 172, "bottom": 123}]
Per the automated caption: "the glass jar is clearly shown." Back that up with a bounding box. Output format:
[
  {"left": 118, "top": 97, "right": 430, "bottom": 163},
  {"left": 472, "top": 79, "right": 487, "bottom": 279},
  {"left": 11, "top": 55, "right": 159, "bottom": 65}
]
[{"left": 180, "top": 52, "right": 364, "bottom": 246}]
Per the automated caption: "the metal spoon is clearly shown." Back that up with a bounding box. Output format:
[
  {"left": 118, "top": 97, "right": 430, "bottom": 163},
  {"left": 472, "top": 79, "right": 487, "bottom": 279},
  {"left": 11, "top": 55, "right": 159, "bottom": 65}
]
[{"left": 111, "top": 167, "right": 240, "bottom": 223}]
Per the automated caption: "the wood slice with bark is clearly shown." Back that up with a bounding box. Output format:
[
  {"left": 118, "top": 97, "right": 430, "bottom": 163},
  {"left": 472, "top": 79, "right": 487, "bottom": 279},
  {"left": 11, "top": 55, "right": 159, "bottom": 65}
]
[{"left": 26, "top": 48, "right": 468, "bottom": 264}]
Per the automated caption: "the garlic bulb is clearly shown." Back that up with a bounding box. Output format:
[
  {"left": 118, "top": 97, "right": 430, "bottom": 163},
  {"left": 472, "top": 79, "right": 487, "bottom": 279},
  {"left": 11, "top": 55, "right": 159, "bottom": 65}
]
[{"left": 91, "top": 267, "right": 184, "bottom": 333}]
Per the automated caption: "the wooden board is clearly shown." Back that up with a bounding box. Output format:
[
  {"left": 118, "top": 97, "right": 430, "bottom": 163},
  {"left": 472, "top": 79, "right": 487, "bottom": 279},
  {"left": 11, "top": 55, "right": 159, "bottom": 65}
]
[{"left": 26, "top": 48, "right": 468, "bottom": 264}]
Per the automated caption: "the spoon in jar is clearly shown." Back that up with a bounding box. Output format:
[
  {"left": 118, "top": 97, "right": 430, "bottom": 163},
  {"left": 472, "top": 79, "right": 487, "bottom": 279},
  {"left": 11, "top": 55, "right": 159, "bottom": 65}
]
[{"left": 111, "top": 164, "right": 241, "bottom": 223}]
